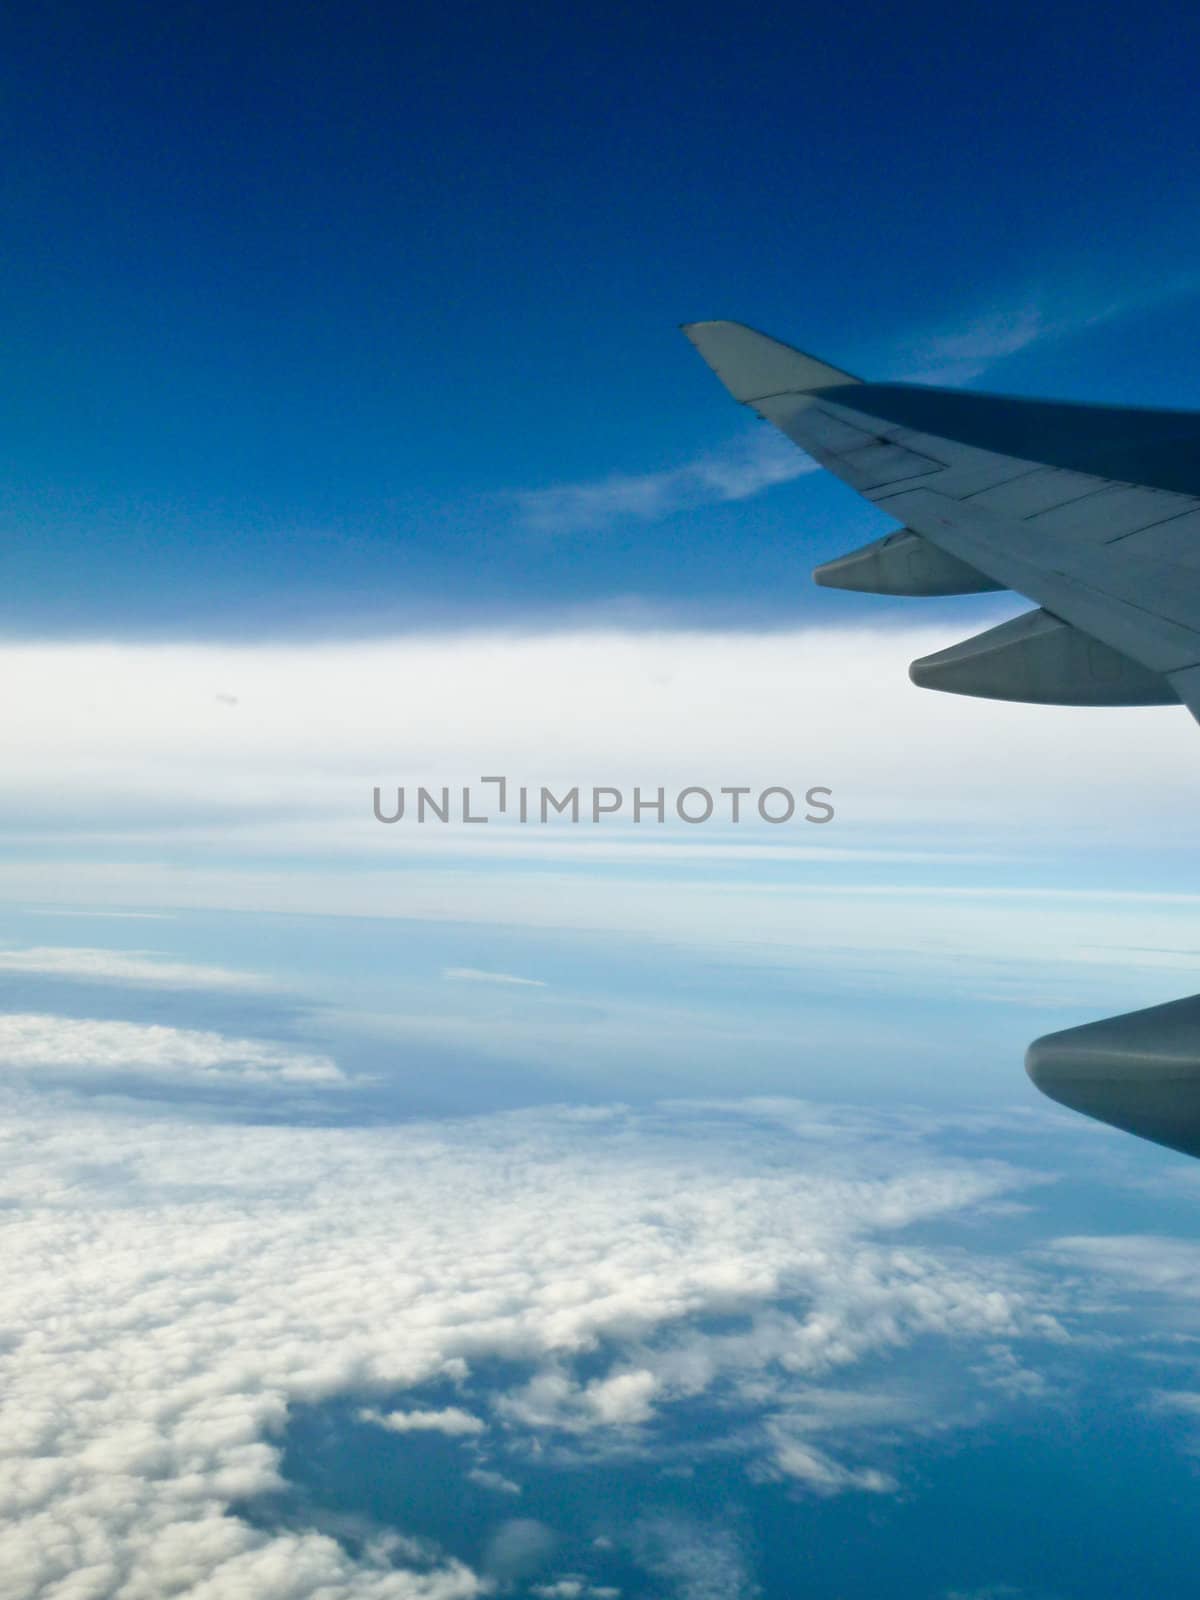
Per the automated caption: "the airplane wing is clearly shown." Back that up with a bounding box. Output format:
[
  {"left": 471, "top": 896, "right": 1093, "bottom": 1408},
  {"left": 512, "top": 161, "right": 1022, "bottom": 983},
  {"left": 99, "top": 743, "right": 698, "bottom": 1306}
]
[
  {"left": 683, "top": 319, "right": 1200, "bottom": 1159},
  {"left": 683, "top": 319, "right": 1200, "bottom": 714}
]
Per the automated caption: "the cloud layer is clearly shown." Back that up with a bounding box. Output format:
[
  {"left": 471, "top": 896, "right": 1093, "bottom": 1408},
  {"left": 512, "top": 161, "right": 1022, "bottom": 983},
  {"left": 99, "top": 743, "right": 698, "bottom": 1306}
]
[
  {"left": 1, "top": 622, "right": 1197, "bottom": 1052},
  {"left": 1, "top": 628, "right": 1195, "bottom": 867},
  {"left": 0, "top": 1090, "right": 1067, "bottom": 1598}
]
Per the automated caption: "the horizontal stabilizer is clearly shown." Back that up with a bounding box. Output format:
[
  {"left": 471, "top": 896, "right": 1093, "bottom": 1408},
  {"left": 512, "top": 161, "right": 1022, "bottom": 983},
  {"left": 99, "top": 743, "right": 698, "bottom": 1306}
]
[
  {"left": 814, "top": 530, "right": 1005, "bottom": 596},
  {"left": 1028, "top": 995, "right": 1200, "bottom": 1159},
  {"left": 681, "top": 320, "right": 860, "bottom": 404},
  {"left": 909, "top": 609, "right": 1179, "bottom": 706}
]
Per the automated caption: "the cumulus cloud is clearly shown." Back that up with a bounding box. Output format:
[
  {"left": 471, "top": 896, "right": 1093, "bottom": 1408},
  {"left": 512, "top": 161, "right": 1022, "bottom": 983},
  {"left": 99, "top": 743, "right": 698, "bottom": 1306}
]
[
  {"left": 497, "top": 1367, "right": 660, "bottom": 1432},
  {"left": 0, "top": 1092, "right": 1067, "bottom": 1597},
  {"left": 0, "top": 1012, "right": 346, "bottom": 1087}
]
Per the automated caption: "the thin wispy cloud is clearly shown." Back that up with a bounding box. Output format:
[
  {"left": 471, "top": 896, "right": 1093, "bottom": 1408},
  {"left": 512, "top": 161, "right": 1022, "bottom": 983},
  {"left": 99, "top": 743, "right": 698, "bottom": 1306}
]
[
  {"left": 891, "top": 271, "right": 1200, "bottom": 386},
  {"left": 0, "top": 945, "right": 272, "bottom": 990},
  {"left": 25, "top": 908, "right": 172, "bottom": 920},
  {"left": 895, "top": 303, "right": 1052, "bottom": 386},
  {"left": 443, "top": 967, "right": 548, "bottom": 988},
  {"left": 513, "top": 428, "right": 814, "bottom": 534}
]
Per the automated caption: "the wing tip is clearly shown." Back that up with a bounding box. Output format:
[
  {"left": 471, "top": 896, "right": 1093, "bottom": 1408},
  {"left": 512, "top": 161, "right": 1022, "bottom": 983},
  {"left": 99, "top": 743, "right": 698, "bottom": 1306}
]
[{"left": 680, "top": 319, "right": 860, "bottom": 403}]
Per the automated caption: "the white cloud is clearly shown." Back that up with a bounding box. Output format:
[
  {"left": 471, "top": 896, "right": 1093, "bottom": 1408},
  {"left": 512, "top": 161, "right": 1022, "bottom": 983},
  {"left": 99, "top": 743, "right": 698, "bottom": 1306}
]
[
  {"left": 0, "top": 945, "right": 272, "bottom": 990},
  {"left": 497, "top": 1367, "right": 660, "bottom": 1432},
  {"left": 0, "top": 1013, "right": 346, "bottom": 1088},
  {"left": 1045, "top": 1233, "right": 1200, "bottom": 1299},
  {"left": 442, "top": 968, "right": 547, "bottom": 988},
  {"left": 513, "top": 428, "right": 813, "bottom": 534},
  {"left": 767, "top": 1433, "right": 896, "bottom": 1495},
  {"left": 532, "top": 1580, "right": 619, "bottom": 1599},
  {"left": 0, "top": 1092, "right": 1064, "bottom": 1597},
  {"left": 894, "top": 304, "right": 1051, "bottom": 385},
  {"left": 466, "top": 1467, "right": 521, "bottom": 1496},
  {"left": 888, "top": 287, "right": 1148, "bottom": 386},
  {"left": 358, "top": 1406, "right": 486, "bottom": 1437},
  {"left": 0, "top": 630, "right": 1192, "bottom": 854}
]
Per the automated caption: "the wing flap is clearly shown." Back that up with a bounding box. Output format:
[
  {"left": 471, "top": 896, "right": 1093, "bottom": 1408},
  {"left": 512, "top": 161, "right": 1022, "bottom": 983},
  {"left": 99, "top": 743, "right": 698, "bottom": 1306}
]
[
  {"left": 966, "top": 467, "right": 1112, "bottom": 519},
  {"left": 1029, "top": 483, "right": 1200, "bottom": 542}
]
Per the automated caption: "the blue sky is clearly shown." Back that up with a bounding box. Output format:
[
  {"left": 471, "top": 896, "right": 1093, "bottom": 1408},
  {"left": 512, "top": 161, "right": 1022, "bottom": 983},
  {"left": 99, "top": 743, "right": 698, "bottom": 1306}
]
[
  {"left": 7, "top": 5, "right": 1200, "bottom": 1598},
  {"left": 6, "top": 1, "right": 1200, "bottom": 634}
]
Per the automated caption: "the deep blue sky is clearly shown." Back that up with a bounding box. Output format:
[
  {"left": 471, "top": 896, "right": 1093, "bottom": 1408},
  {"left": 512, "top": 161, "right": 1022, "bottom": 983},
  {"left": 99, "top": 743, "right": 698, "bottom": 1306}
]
[{"left": 7, "top": 1, "right": 1200, "bottom": 633}]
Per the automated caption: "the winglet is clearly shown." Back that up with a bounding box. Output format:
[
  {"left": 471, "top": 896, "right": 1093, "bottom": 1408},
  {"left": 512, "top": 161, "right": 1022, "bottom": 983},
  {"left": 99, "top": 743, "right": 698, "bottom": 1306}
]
[{"left": 681, "top": 320, "right": 860, "bottom": 404}]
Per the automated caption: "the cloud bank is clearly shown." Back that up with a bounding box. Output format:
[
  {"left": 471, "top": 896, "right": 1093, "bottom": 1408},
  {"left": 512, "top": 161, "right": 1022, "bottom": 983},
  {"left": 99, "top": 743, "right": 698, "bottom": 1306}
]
[{"left": 0, "top": 629, "right": 1195, "bottom": 865}]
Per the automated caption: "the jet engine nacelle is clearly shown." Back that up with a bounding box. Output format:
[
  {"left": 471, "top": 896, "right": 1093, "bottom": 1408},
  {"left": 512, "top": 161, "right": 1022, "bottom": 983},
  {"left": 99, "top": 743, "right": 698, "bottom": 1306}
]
[{"left": 1028, "top": 995, "right": 1200, "bottom": 1160}]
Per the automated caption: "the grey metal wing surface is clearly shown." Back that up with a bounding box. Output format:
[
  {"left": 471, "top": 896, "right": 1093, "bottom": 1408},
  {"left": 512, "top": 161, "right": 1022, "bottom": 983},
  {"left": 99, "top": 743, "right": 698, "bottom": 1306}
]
[
  {"left": 683, "top": 319, "right": 1200, "bottom": 714},
  {"left": 683, "top": 319, "right": 1200, "bottom": 1159}
]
